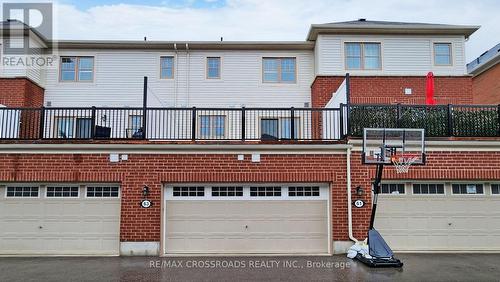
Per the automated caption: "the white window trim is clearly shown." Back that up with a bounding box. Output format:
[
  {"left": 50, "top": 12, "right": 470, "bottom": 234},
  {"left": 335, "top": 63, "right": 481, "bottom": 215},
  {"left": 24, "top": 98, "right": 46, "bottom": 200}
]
[
  {"left": 432, "top": 42, "right": 454, "bottom": 67},
  {"left": 4, "top": 185, "right": 41, "bottom": 199},
  {"left": 44, "top": 184, "right": 81, "bottom": 199},
  {"left": 159, "top": 56, "right": 175, "bottom": 79},
  {"left": 261, "top": 57, "right": 298, "bottom": 84},
  {"left": 84, "top": 185, "right": 121, "bottom": 199},
  {"left": 379, "top": 182, "right": 406, "bottom": 195},
  {"left": 343, "top": 41, "right": 383, "bottom": 71},
  {"left": 490, "top": 183, "right": 500, "bottom": 196},
  {"left": 411, "top": 183, "right": 447, "bottom": 196},
  {"left": 197, "top": 114, "right": 228, "bottom": 139},
  {"left": 205, "top": 56, "right": 222, "bottom": 80},
  {"left": 450, "top": 183, "right": 485, "bottom": 195},
  {"left": 59, "top": 56, "right": 95, "bottom": 83},
  {"left": 165, "top": 184, "right": 328, "bottom": 201}
]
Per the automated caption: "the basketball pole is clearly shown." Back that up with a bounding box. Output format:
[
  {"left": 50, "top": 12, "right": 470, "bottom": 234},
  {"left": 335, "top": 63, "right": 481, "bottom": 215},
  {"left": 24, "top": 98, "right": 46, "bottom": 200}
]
[{"left": 369, "top": 163, "right": 384, "bottom": 230}]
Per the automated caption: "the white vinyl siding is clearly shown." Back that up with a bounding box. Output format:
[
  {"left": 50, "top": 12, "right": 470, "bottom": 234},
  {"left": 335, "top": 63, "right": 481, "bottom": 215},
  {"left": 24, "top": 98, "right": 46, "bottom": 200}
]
[
  {"left": 315, "top": 34, "right": 467, "bottom": 76},
  {"left": 44, "top": 50, "right": 313, "bottom": 108}
]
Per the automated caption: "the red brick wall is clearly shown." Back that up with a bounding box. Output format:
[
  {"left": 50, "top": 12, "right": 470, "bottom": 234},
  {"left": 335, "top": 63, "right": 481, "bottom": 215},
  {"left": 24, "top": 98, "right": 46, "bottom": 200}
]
[
  {"left": 311, "top": 76, "right": 473, "bottom": 107},
  {"left": 0, "top": 78, "right": 44, "bottom": 108},
  {"left": 0, "top": 151, "right": 498, "bottom": 243},
  {"left": 472, "top": 64, "right": 500, "bottom": 104}
]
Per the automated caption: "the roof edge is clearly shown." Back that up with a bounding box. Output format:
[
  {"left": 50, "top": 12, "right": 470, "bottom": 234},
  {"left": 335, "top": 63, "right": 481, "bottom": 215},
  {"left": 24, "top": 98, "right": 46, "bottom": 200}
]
[
  {"left": 469, "top": 53, "right": 500, "bottom": 76},
  {"left": 51, "top": 40, "right": 315, "bottom": 51},
  {"left": 307, "top": 25, "right": 481, "bottom": 41}
]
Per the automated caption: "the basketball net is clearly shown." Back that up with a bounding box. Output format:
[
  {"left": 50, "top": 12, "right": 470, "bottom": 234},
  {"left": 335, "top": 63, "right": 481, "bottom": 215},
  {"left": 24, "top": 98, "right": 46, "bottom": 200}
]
[{"left": 391, "top": 155, "right": 418, "bottom": 174}]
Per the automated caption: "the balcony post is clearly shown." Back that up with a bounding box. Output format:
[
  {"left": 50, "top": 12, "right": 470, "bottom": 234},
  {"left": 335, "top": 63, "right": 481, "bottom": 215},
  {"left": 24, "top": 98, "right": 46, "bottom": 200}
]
[
  {"left": 142, "top": 76, "right": 148, "bottom": 139},
  {"left": 290, "top": 107, "right": 295, "bottom": 140},
  {"left": 191, "top": 107, "right": 197, "bottom": 141},
  {"left": 497, "top": 104, "right": 500, "bottom": 136},
  {"left": 396, "top": 103, "right": 402, "bottom": 128},
  {"left": 241, "top": 107, "right": 246, "bottom": 141},
  {"left": 91, "top": 106, "right": 96, "bottom": 139},
  {"left": 38, "top": 106, "right": 45, "bottom": 139},
  {"left": 339, "top": 104, "right": 344, "bottom": 139},
  {"left": 447, "top": 104, "right": 454, "bottom": 137}
]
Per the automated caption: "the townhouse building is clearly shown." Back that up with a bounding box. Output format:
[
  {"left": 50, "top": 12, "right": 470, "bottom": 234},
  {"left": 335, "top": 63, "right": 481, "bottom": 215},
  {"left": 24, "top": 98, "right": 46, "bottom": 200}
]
[{"left": 1, "top": 19, "right": 499, "bottom": 256}]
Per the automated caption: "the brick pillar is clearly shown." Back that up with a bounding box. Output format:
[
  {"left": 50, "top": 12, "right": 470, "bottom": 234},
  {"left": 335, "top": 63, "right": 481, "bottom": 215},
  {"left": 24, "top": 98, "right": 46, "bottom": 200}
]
[{"left": 0, "top": 78, "right": 45, "bottom": 139}]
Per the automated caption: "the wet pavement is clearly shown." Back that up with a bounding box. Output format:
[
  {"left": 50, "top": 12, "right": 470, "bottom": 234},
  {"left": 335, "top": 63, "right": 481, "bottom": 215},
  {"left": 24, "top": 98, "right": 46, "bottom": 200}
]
[{"left": 0, "top": 253, "right": 499, "bottom": 282}]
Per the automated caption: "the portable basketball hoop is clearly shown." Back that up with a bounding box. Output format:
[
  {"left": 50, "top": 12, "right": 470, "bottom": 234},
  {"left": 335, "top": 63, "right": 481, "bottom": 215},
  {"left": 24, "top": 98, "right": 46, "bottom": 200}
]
[{"left": 354, "top": 128, "right": 426, "bottom": 268}]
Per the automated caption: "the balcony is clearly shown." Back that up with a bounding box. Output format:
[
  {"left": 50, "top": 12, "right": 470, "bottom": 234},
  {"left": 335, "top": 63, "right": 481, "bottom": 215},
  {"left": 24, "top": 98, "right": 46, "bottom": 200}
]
[
  {"left": 1, "top": 104, "right": 499, "bottom": 143},
  {"left": 0, "top": 107, "right": 346, "bottom": 142}
]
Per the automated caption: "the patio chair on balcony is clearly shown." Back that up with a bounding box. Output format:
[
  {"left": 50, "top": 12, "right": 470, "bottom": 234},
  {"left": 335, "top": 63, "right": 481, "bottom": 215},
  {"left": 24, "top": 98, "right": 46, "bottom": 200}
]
[{"left": 126, "top": 128, "right": 144, "bottom": 139}]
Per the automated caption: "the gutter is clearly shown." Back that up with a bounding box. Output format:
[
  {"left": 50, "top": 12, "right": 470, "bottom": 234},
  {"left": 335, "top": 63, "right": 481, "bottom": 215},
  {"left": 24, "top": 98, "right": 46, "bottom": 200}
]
[{"left": 346, "top": 146, "right": 358, "bottom": 242}]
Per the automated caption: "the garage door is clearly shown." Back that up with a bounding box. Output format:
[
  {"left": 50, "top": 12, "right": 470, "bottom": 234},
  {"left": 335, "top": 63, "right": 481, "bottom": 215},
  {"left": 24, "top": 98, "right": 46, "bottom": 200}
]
[
  {"left": 0, "top": 184, "right": 121, "bottom": 255},
  {"left": 375, "top": 183, "right": 500, "bottom": 252},
  {"left": 164, "top": 184, "right": 330, "bottom": 254}
]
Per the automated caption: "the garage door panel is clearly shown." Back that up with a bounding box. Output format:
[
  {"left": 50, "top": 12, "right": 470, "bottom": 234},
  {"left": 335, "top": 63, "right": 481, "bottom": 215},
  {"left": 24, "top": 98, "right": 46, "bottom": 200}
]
[
  {"left": 0, "top": 185, "right": 120, "bottom": 255},
  {"left": 377, "top": 192, "right": 500, "bottom": 251},
  {"left": 164, "top": 185, "right": 329, "bottom": 254}
]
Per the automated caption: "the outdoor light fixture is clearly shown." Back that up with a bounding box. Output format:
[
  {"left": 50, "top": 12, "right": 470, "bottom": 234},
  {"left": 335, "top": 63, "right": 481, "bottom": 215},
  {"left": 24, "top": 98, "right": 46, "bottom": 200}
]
[
  {"left": 356, "top": 186, "right": 364, "bottom": 196},
  {"left": 142, "top": 185, "right": 150, "bottom": 197}
]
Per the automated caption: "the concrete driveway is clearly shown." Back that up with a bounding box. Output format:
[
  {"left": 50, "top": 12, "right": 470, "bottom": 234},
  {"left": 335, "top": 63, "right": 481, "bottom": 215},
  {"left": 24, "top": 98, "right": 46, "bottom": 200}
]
[{"left": 0, "top": 254, "right": 499, "bottom": 282}]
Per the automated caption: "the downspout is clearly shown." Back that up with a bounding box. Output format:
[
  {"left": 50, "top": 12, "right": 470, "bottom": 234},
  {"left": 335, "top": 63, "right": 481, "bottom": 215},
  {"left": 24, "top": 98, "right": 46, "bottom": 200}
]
[
  {"left": 185, "top": 43, "right": 190, "bottom": 106},
  {"left": 347, "top": 146, "right": 358, "bottom": 242},
  {"left": 174, "top": 43, "right": 178, "bottom": 107}
]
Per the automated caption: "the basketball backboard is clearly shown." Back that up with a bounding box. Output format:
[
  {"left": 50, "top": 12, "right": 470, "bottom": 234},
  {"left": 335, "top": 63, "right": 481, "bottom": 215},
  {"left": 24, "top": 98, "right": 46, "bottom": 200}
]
[{"left": 362, "top": 128, "right": 425, "bottom": 165}]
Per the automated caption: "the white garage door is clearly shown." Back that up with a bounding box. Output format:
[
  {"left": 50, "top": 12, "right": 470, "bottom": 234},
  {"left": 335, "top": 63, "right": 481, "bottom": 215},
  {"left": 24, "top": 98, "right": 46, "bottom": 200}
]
[
  {"left": 0, "top": 184, "right": 121, "bottom": 255},
  {"left": 164, "top": 184, "right": 330, "bottom": 255},
  {"left": 375, "top": 183, "right": 500, "bottom": 252}
]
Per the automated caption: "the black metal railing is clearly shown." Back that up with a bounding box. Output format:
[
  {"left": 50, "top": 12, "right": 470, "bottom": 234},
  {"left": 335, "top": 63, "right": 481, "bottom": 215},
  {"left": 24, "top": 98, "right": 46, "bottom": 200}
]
[
  {"left": 2, "top": 104, "right": 500, "bottom": 141},
  {"left": 347, "top": 104, "right": 500, "bottom": 137},
  {"left": 0, "top": 107, "right": 344, "bottom": 141}
]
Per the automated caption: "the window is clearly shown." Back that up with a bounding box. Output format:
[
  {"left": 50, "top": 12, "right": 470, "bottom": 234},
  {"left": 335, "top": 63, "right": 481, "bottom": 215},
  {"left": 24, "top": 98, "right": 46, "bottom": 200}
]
[
  {"left": 380, "top": 183, "right": 405, "bottom": 194},
  {"left": 262, "top": 57, "right": 296, "bottom": 83},
  {"left": 207, "top": 57, "right": 221, "bottom": 79},
  {"left": 200, "top": 115, "right": 225, "bottom": 138},
  {"left": 55, "top": 117, "right": 74, "bottom": 138},
  {"left": 173, "top": 187, "right": 204, "bottom": 197},
  {"left": 212, "top": 187, "right": 243, "bottom": 197},
  {"left": 434, "top": 43, "right": 452, "bottom": 65},
  {"left": 345, "top": 43, "right": 381, "bottom": 70},
  {"left": 46, "top": 186, "right": 79, "bottom": 198},
  {"left": 86, "top": 186, "right": 119, "bottom": 198},
  {"left": 280, "top": 117, "right": 300, "bottom": 139},
  {"left": 60, "top": 57, "right": 94, "bottom": 82},
  {"left": 261, "top": 118, "right": 279, "bottom": 139},
  {"left": 160, "top": 56, "right": 174, "bottom": 79},
  {"left": 452, "top": 184, "right": 484, "bottom": 195},
  {"left": 289, "top": 186, "right": 320, "bottom": 197},
  {"left": 260, "top": 118, "right": 299, "bottom": 140},
  {"left": 413, "top": 184, "right": 445, "bottom": 195},
  {"left": 76, "top": 118, "right": 92, "bottom": 139},
  {"left": 250, "top": 187, "right": 281, "bottom": 197},
  {"left": 128, "top": 115, "right": 143, "bottom": 137},
  {"left": 492, "top": 184, "right": 500, "bottom": 195},
  {"left": 6, "top": 186, "right": 39, "bottom": 197}
]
